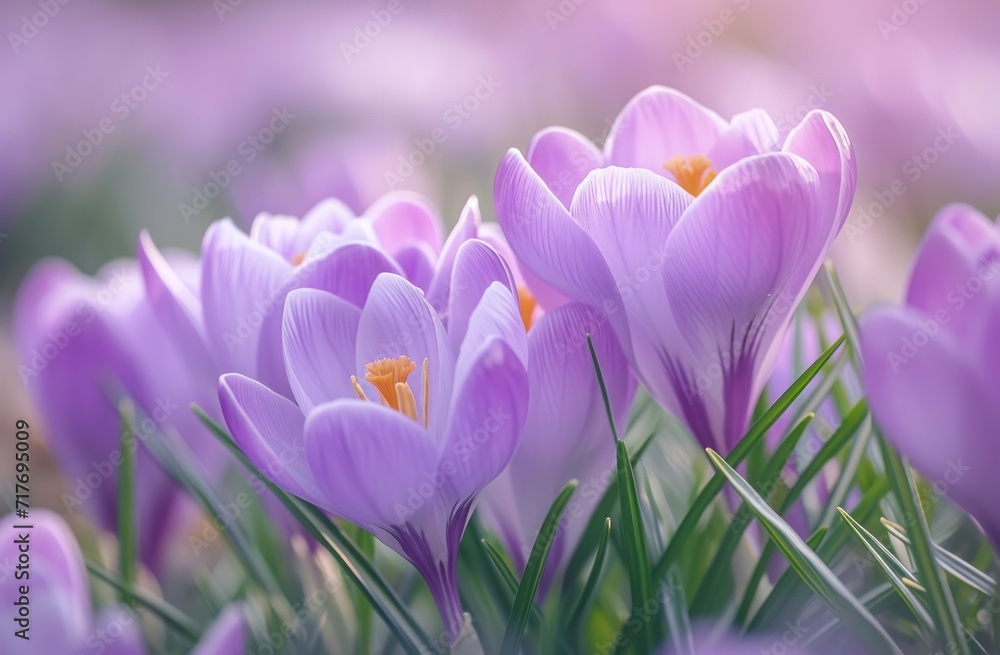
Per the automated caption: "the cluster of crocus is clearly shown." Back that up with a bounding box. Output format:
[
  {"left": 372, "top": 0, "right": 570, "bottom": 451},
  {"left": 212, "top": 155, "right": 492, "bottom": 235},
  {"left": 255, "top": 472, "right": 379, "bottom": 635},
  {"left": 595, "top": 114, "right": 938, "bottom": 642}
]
[
  {"left": 861, "top": 204, "right": 1000, "bottom": 550},
  {"left": 0, "top": 510, "right": 246, "bottom": 655},
  {"left": 15, "top": 85, "right": 877, "bottom": 650}
]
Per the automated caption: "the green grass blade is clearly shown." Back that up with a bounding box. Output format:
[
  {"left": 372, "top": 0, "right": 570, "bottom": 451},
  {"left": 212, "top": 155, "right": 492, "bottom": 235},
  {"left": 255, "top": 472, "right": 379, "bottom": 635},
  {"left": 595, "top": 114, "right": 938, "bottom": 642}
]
[
  {"left": 561, "top": 429, "right": 656, "bottom": 598},
  {"left": 707, "top": 449, "right": 903, "bottom": 655},
  {"left": 691, "top": 413, "right": 814, "bottom": 615},
  {"left": 879, "top": 433, "right": 970, "bottom": 655},
  {"left": 116, "top": 399, "right": 137, "bottom": 609},
  {"left": 732, "top": 399, "right": 867, "bottom": 624},
  {"left": 192, "top": 405, "right": 431, "bottom": 652},
  {"left": 482, "top": 538, "right": 521, "bottom": 599},
  {"left": 616, "top": 439, "right": 655, "bottom": 653},
  {"left": 746, "top": 477, "right": 891, "bottom": 630},
  {"left": 564, "top": 517, "right": 611, "bottom": 631},
  {"left": 881, "top": 519, "right": 997, "bottom": 596},
  {"left": 87, "top": 559, "right": 201, "bottom": 643},
  {"left": 837, "top": 508, "right": 935, "bottom": 633},
  {"left": 651, "top": 336, "right": 845, "bottom": 585},
  {"left": 500, "top": 480, "right": 578, "bottom": 655}
]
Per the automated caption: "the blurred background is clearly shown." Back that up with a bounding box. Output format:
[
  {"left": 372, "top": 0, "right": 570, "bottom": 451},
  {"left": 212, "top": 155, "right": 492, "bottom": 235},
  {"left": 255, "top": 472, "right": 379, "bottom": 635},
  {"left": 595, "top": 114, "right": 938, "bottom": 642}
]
[{"left": 2, "top": 0, "right": 999, "bottom": 517}]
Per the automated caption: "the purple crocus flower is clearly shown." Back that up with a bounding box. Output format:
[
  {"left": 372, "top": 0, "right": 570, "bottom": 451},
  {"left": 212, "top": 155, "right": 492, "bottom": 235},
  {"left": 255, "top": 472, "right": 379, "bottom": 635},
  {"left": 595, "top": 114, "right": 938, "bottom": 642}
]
[
  {"left": 13, "top": 258, "right": 222, "bottom": 571},
  {"left": 219, "top": 265, "right": 528, "bottom": 638},
  {"left": 480, "top": 301, "right": 634, "bottom": 594},
  {"left": 0, "top": 510, "right": 245, "bottom": 654},
  {"left": 860, "top": 204, "right": 1000, "bottom": 549},
  {"left": 139, "top": 192, "right": 486, "bottom": 396},
  {"left": 495, "top": 85, "right": 856, "bottom": 453},
  {"left": 0, "top": 510, "right": 93, "bottom": 653}
]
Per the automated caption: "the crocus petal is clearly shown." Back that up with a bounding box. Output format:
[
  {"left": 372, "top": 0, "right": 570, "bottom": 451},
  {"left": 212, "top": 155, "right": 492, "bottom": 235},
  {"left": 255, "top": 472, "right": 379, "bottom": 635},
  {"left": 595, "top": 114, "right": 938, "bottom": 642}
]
[
  {"left": 442, "top": 338, "right": 529, "bottom": 501},
  {"left": 605, "top": 86, "right": 728, "bottom": 172},
  {"left": 782, "top": 110, "right": 856, "bottom": 239},
  {"left": 201, "top": 219, "right": 292, "bottom": 376},
  {"left": 0, "top": 511, "right": 90, "bottom": 654},
  {"left": 485, "top": 302, "right": 633, "bottom": 576},
  {"left": 494, "top": 149, "right": 631, "bottom": 358},
  {"left": 661, "top": 153, "right": 822, "bottom": 447},
  {"left": 455, "top": 282, "right": 529, "bottom": 386},
  {"left": 91, "top": 607, "right": 148, "bottom": 655},
  {"left": 709, "top": 108, "right": 780, "bottom": 169},
  {"left": 526, "top": 127, "right": 603, "bottom": 208},
  {"left": 426, "top": 196, "right": 482, "bottom": 313},
  {"left": 305, "top": 400, "right": 439, "bottom": 529},
  {"left": 446, "top": 239, "right": 517, "bottom": 354},
  {"left": 570, "top": 166, "right": 691, "bottom": 340},
  {"left": 219, "top": 374, "right": 325, "bottom": 508},
  {"left": 249, "top": 214, "right": 303, "bottom": 261},
  {"left": 282, "top": 289, "right": 361, "bottom": 413},
  {"left": 905, "top": 204, "right": 1000, "bottom": 339},
  {"left": 861, "top": 307, "right": 999, "bottom": 537},
  {"left": 137, "top": 231, "right": 211, "bottom": 368},
  {"left": 394, "top": 243, "right": 437, "bottom": 291},
  {"left": 191, "top": 606, "right": 245, "bottom": 655},
  {"left": 367, "top": 192, "right": 444, "bottom": 257},
  {"left": 299, "top": 198, "right": 357, "bottom": 239},
  {"left": 355, "top": 274, "right": 454, "bottom": 435},
  {"left": 254, "top": 242, "right": 402, "bottom": 396}
]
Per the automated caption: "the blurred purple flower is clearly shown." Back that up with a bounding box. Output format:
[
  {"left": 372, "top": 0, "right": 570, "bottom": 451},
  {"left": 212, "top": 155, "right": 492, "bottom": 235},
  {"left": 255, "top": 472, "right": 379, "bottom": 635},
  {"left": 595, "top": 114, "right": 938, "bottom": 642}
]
[
  {"left": 0, "top": 510, "right": 92, "bottom": 653},
  {"left": 13, "top": 258, "right": 223, "bottom": 570},
  {"left": 861, "top": 203, "right": 1000, "bottom": 548},
  {"left": 480, "top": 301, "right": 634, "bottom": 595},
  {"left": 0, "top": 510, "right": 245, "bottom": 654},
  {"left": 219, "top": 268, "right": 528, "bottom": 638},
  {"left": 495, "top": 86, "right": 856, "bottom": 453}
]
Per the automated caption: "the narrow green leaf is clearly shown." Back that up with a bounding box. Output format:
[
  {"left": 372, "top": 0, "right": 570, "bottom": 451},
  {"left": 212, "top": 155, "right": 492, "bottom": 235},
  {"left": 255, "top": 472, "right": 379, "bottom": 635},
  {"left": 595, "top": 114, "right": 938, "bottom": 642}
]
[
  {"left": 617, "top": 440, "right": 655, "bottom": 653},
  {"left": 651, "top": 336, "right": 845, "bottom": 586},
  {"left": 116, "top": 399, "right": 137, "bottom": 609},
  {"left": 192, "top": 405, "right": 430, "bottom": 653},
  {"left": 561, "top": 428, "right": 656, "bottom": 599},
  {"left": 734, "top": 399, "right": 867, "bottom": 624},
  {"left": 691, "top": 413, "right": 814, "bottom": 614},
  {"left": 837, "top": 508, "right": 935, "bottom": 633},
  {"left": 707, "top": 449, "right": 903, "bottom": 655},
  {"left": 482, "top": 539, "right": 521, "bottom": 599},
  {"left": 564, "top": 517, "right": 611, "bottom": 631},
  {"left": 881, "top": 519, "right": 997, "bottom": 596},
  {"left": 501, "top": 480, "right": 578, "bottom": 655},
  {"left": 879, "top": 433, "right": 970, "bottom": 655},
  {"left": 746, "top": 478, "right": 891, "bottom": 630},
  {"left": 87, "top": 559, "right": 201, "bottom": 642},
  {"left": 140, "top": 418, "right": 292, "bottom": 620}
]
